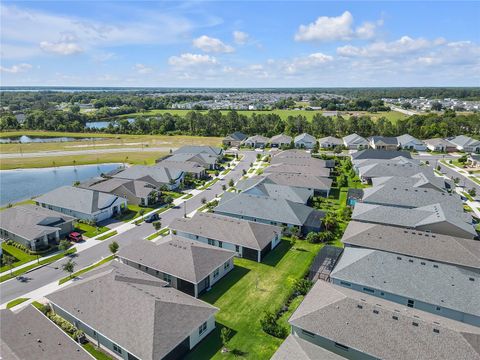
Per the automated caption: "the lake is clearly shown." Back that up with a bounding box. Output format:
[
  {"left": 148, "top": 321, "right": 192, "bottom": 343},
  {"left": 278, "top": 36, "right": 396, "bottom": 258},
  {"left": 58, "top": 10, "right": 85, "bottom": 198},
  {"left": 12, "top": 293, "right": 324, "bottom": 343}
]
[
  {"left": 86, "top": 118, "right": 135, "bottom": 129},
  {"left": 0, "top": 135, "right": 105, "bottom": 144},
  {"left": 0, "top": 163, "right": 122, "bottom": 206}
]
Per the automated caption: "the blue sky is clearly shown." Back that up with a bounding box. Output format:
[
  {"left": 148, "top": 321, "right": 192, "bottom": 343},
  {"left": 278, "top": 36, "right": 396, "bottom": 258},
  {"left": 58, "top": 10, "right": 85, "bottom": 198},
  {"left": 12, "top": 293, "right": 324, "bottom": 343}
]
[{"left": 1, "top": 1, "right": 479, "bottom": 87}]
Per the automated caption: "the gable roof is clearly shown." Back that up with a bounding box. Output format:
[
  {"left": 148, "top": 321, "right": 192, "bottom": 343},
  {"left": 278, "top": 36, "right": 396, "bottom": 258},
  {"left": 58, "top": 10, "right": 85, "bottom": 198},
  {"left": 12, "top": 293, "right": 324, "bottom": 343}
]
[
  {"left": 294, "top": 133, "right": 316, "bottom": 143},
  {"left": 236, "top": 177, "right": 312, "bottom": 203},
  {"left": 112, "top": 165, "right": 183, "bottom": 185},
  {"left": 351, "top": 149, "right": 412, "bottom": 160},
  {"left": 118, "top": 236, "right": 234, "bottom": 283},
  {"left": 244, "top": 135, "right": 269, "bottom": 143},
  {"left": 396, "top": 134, "right": 424, "bottom": 146},
  {"left": 342, "top": 221, "right": 480, "bottom": 270},
  {"left": 165, "top": 152, "right": 218, "bottom": 168},
  {"left": 225, "top": 131, "right": 248, "bottom": 141},
  {"left": 342, "top": 133, "right": 368, "bottom": 146},
  {"left": 46, "top": 262, "right": 217, "bottom": 360},
  {"left": 330, "top": 247, "right": 480, "bottom": 317},
  {"left": 155, "top": 160, "right": 205, "bottom": 174},
  {"left": 36, "top": 186, "right": 122, "bottom": 215},
  {"left": 370, "top": 136, "right": 399, "bottom": 146},
  {"left": 357, "top": 162, "right": 427, "bottom": 179},
  {"left": 264, "top": 163, "right": 331, "bottom": 177},
  {"left": 80, "top": 178, "right": 156, "bottom": 198},
  {"left": 173, "top": 145, "right": 223, "bottom": 157},
  {"left": 0, "top": 306, "right": 93, "bottom": 360},
  {"left": 370, "top": 172, "right": 450, "bottom": 192},
  {"left": 318, "top": 136, "right": 343, "bottom": 145},
  {"left": 0, "top": 204, "right": 74, "bottom": 241},
  {"left": 424, "top": 138, "right": 456, "bottom": 147},
  {"left": 170, "top": 212, "right": 281, "bottom": 250},
  {"left": 289, "top": 281, "right": 480, "bottom": 360},
  {"left": 271, "top": 334, "right": 346, "bottom": 360},
  {"left": 270, "top": 134, "right": 293, "bottom": 144},
  {"left": 266, "top": 173, "right": 333, "bottom": 191},
  {"left": 448, "top": 135, "right": 480, "bottom": 148}
]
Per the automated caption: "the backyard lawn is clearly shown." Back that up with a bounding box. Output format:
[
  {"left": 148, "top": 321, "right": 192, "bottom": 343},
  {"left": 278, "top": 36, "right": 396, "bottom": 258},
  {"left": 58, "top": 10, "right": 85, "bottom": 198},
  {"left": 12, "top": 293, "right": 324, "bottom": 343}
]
[
  {"left": 185, "top": 239, "right": 323, "bottom": 360},
  {"left": 74, "top": 222, "right": 110, "bottom": 238},
  {"left": 0, "top": 243, "right": 37, "bottom": 272}
]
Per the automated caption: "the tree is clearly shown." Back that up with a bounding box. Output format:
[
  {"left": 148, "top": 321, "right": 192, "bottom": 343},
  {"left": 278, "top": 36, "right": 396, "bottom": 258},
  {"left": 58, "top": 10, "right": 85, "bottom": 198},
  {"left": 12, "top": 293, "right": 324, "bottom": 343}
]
[
  {"left": 62, "top": 259, "right": 76, "bottom": 279},
  {"left": 201, "top": 197, "right": 207, "bottom": 204},
  {"left": 305, "top": 232, "right": 319, "bottom": 243},
  {"left": 139, "top": 208, "right": 146, "bottom": 217},
  {"left": 293, "top": 279, "right": 313, "bottom": 295},
  {"left": 220, "top": 327, "right": 232, "bottom": 352},
  {"left": 58, "top": 239, "right": 71, "bottom": 252},
  {"left": 153, "top": 221, "right": 162, "bottom": 231},
  {"left": 468, "top": 188, "right": 476, "bottom": 197},
  {"left": 228, "top": 179, "right": 234, "bottom": 187},
  {"left": 222, "top": 184, "right": 227, "bottom": 191},
  {"left": 312, "top": 141, "right": 319, "bottom": 154},
  {"left": 323, "top": 212, "right": 336, "bottom": 231},
  {"left": 109, "top": 241, "right": 119, "bottom": 255},
  {"left": 3, "top": 254, "right": 15, "bottom": 276},
  {"left": 333, "top": 145, "right": 342, "bottom": 154}
]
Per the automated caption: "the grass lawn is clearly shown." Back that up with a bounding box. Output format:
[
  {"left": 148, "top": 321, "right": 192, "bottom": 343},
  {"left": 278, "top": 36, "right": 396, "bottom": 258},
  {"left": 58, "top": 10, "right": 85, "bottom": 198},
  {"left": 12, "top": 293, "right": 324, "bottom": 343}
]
[
  {"left": 146, "top": 228, "right": 170, "bottom": 240},
  {"left": 83, "top": 343, "right": 113, "bottom": 360},
  {"left": 222, "top": 168, "right": 232, "bottom": 175},
  {"left": 0, "top": 199, "right": 36, "bottom": 211},
  {"left": 6, "top": 297, "right": 29, "bottom": 309},
  {"left": 198, "top": 178, "right": 219, "bottom": 190},
  {"left": 185, "top": 239, "right": 323, "bottom": 360},
  {"left": 182, "top": 193, "right": 194, "bottom": 200},
  {"left": 114, "top": 204, "right": 157, "bottom": 222},
  {"left": 58, "top": 255, "right": 115, "bottom": 285},
  {"left": 0, "top": 243, "right": 37, "bottom": 272},
  {"left": 74, "top": 222, "right": 109, "bottom": 238},
  {"left": 163, "top": 191, "right": 183, "bottom": 199},
  {"left": 462, "top": 191, "right": 475, "bottom": 201},
  {"left": 97, "top": 231, "right": 117, "bottom": 240}
]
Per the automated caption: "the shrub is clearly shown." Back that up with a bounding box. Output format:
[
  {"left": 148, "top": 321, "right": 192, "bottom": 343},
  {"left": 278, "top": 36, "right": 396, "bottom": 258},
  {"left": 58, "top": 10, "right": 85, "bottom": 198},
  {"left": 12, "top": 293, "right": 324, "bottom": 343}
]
[
  {"left": 305, "top": 232, "right": 320, "bottom": 244},
  {"left": 48, "top": 313, "right": 77, "bottom": 335},
  {"left": 293, "top": 279, "right": 313, "bottom": 296},
  {"left": 260, "top": 311, "right": 288, "bottom": 339}
]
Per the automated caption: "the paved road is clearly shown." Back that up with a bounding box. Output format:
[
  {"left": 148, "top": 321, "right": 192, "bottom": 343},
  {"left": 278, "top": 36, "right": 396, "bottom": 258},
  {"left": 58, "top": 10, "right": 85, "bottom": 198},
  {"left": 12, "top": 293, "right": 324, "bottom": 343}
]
[
  {"left": 0, "top": 150, "right": 257, "bottom": 304},
  {"left": 0, "top": 147, "right": 175, "bottom": 159}
]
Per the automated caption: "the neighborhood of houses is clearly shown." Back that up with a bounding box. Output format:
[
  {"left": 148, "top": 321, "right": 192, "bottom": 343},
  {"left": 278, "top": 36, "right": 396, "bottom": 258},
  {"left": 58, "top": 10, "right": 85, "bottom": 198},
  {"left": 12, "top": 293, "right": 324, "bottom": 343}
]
[{"left": 1, "top": 129, "right": 480, "bottom": 360}]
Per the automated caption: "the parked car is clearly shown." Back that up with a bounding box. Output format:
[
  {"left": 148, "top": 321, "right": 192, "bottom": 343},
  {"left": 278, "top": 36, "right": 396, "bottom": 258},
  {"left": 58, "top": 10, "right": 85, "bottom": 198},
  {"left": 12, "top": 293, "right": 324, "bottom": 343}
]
[
  {"left": 68, "top": 232, "right": 83, "bottom": 242},
  {"left": 144, "top": 213, "right": 160, "bottom": 223}
]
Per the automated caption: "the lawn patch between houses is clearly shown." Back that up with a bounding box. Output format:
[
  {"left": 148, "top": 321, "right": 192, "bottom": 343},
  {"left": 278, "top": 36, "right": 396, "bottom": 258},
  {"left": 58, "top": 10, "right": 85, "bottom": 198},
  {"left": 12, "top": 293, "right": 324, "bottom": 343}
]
[
  {"left": 6, "top": 297, "right": 29, "bottom": 309},
  {"left": 58, "top": 255, "right": 115, "bottom": 285},
  {"left": 97, "top": 231, "right": 117, "bottom": 240}
]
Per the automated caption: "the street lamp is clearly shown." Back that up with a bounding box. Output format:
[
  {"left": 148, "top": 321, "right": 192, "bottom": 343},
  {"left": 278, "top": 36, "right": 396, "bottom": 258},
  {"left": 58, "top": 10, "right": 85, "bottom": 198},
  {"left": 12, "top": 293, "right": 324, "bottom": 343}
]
[{"left": 184, "top": 201, "right": 187, "bottom": 218}]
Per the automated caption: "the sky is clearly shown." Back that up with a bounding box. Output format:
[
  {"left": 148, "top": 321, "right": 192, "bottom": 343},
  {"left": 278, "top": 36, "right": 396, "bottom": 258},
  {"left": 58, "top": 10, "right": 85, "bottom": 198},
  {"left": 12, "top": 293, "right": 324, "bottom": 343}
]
[{"left": 1, "top": 1, "right": 479, "bottom": 87}]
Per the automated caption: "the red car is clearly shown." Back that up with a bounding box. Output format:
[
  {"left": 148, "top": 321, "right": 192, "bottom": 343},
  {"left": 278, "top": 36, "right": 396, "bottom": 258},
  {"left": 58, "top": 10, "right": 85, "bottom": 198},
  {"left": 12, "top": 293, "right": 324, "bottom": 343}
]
[{"left": 68, "top": 232, "right": 83, "bottom": 242}]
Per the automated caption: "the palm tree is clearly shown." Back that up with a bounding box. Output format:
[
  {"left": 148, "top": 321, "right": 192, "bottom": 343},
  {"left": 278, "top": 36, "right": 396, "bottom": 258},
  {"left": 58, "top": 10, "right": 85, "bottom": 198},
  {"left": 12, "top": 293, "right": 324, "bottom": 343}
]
[
  {"left": 3, "top": 254, "right": 15, "bottom": 277},
  {"left": 323, "top": 212, "right": 336, "bottom": 231}
]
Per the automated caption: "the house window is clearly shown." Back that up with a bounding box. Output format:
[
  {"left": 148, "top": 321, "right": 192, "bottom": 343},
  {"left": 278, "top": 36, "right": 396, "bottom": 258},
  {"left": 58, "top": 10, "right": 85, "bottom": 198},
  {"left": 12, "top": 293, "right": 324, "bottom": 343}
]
[
  {"left": 363, "top": 287, "right": 375, "bottom": 294},
  {"left": 235, "top": 245, "right": 240, "bottom": 252},
  {"left": 436, "top": 306, "right": 441, "bottom": 311},
  {"left": 334, "top": 342, "right": 349, "bottom": 351},
  {"left": 208, "top": 239, "right": 214, "bottom": 246},
  {"left": 199, "top": 321, "right": 207, "bottom": 335},
  {"left": 213, "top": 268, "right": 220, "bottom": 278},
  {"left": 163, "top": 274, "right": 172, "bottom": 283},
  {"left": 113, "top": 344, "right": 123, "bottom": 354},
  {"left": 218, "top": 241, "right": 223, "bottom": 248},
  {"left": 224, "top": 261, "right": 230, "bottom": 270},
  {"left": 301, "top": 329, "right": 315, "bottom": 337},
  {"left": 340, "top": 281, "right": 351, "bottom": 287},
  {"left": 407, "top": 299, "right": 415, "bottom": 308}
]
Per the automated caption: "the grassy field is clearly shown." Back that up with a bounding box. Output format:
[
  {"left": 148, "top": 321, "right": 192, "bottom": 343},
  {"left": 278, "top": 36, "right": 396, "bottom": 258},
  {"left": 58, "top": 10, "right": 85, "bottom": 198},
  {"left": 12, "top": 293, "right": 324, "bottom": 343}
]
[{"left": 185, "top": 239, "right": 322, "bottom": 360}]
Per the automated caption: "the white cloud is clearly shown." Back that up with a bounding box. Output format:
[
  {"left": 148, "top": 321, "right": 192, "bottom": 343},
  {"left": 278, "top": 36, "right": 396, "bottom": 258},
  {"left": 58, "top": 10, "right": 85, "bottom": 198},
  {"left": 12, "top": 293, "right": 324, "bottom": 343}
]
[
  {"left": 285, "top": 52, "right": 334, "bottom": 74},
  {"left": 133, "top": 63, "right": 153, "bottom": 74},
  {"left": 0, "top": 63, "right": 32, "bottom": 73},
  {"left": 295, "top": 11, "right": 380, "bottom": 42},
  {"left": 233, "top": 31, "right": 249, "bottom": 45},
  {"left": 168, "top": 53, "right": 218, "bottom": 67},
  {"left": 40, "top": 34, "right": 83, "bottom": 55},
  {"left": 192, "top": 35, "right": 234, "bottom": 53}
]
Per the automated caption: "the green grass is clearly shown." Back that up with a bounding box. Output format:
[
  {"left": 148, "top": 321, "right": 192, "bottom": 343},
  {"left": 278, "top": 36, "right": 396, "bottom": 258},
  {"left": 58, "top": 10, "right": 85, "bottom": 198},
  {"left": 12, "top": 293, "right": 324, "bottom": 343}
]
[
  {"left": 97, "top": 231, "right": 117, "bottom": 240},
  {"left": 74, "top": 222, "right": 110, "bottom": 238},
  {"left": 198, "top": 178, "right": 219, "bottom": 190},
  {"left": 32, "top": 301, "right": 44, "bottom": 310},
  {"left": 185, "top": 239, "right": 323, "bottom": 360},
  {"left": 462, "top": 191, "right": 475, "bottom": 201},
  {"left": 83, "top": 343, "right": 113, "bottom": 360},
  {"left": 163, "top": 191, "right": 183, "bottom": 199},
  {"left": 0, "top": 248, "right": 77, "bottom": 283},
  {"left": 0, "top": 199, "right": 36, "bottom": 211},
  {"left": 114, "top": 204, "right": 157, "bottom": 222},
  {"left": 182, "top": 193, "right": 193, "bottom": 200},
  {"left": 146, "top": 228, "right": 170, "bottom": 240},
  {"left": 6, "top": 297, "right": 29, "bottom": 309},
  {"left": 0, "top": 243, "right": 37, "bottom": 272},
  {"left": 255, "top": 168, "right": 264, "bottom": 175},
  {"left": 222, "top": 168, "right": 232, "bottom": 175},
  {"left": 58, "top": 255, "right": 115, "bottom": 285}
]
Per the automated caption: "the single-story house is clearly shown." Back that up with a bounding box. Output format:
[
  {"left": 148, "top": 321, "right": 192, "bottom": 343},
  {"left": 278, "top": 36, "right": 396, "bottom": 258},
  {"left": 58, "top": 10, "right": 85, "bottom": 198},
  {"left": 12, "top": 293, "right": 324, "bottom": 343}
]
[
  {"left": 371, "top": 173, "right": 451, "bottom": 193},
  {"left": 170, "top": 212, "right": 282, "bottom": 262},
  {"left": 0, "top": 205, "right": 74, "bottom": 251},
  {"left": 214, "top": 192, "right": 324, "bottom": 235},
  {"left": 173, "top": 145, "right": 224, "bottom": 160},
  {"left": 448, "top": 135, "right": 480, "bottom": 153},
  {"left": 161, "top": 152, "right": 219, "bottom": 170},
  {"left": 0, "top": 306, "right": 93, "bottom": 360},
  {"left": 243, "top": 135, "right": 269, "bottom": 148},
  {"left": 155, "top": 160, "right": 207, "bottom": 179},
  {"left": 356, "top": 162, "right": 425, "bottom": 183},
  {"left": 287, "top": 281, "right": 480, "bottom": 360},
  {"left": 273, "top": 149, "right": 311, "bottom": 159},
  {"left": 424, "top": 138, "right": 457, "bottom": 152},
  {"left": 396, "top": 134, "right": 427, "bottom": 151},
  {"left": 271, "top": 334, "right": 346, "bottom": 360},
  {"left": 264, "top": 163, "right": 331, "bottom": 178},
  {"left": 351, "top": 149, "right": 412, "bottom": 161},
  {"left": 330, "top": 247, "right": 480, "bottom": 326},
  {"left": 46, "top": 262, "right": 218, "bottom": 360},
  {"left": 342, "top": 133, "right": 369, "bottom": 150},
  {"left": 79, "top": 177, "right": 159, "bottom": 206},
  {"left": 294, "top": 133, "right": 316, "bottom": 149},
  {"left": 368, "top": 136, "right": 399, "bottom": 151},
  {"left": 341, "top": 221, "right": 480, "bottom": 272},
  {"left": 270, "top": 134, "right": 293, "bottom": 148},
  {"left": 318, "top": 136, "right": 343, "bottom": 149},
  {"left": 36, "top": 186, "right": 127, "bottom": 223},
  {"left": 223, "top": 131, "right": 248, "bottom": 147},
  {"left": 235, "top": 177, "right": 312, "bottom": 204},
  {"left": 266, "top": 173, "right": 332, "bottom": 197},
  {"left": 112, "top": 165, "right": 184, "bottom": 190},
  {"left": 118, "top": 236, "right": 235, "bottom": 297},
  {"left": 271, "top": 155, "right": 330, "bottom": 168}
]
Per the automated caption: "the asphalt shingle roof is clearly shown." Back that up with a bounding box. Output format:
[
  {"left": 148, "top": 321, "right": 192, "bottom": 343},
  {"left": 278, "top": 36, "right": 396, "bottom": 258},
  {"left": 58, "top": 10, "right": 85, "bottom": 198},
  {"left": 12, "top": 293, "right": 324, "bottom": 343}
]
[
  {"left": 80, "top": 178, "right": 155, "bottom": 198},
  {"left": 342, "top": 133, "right": 369, "bottom": 146},
  {"left": 271, "top": 334, "right": 346, "bottom": 360},
  {"left": 264, "top": 164, "right": 330, "bottom": 177},
  {"left": 266, "top": 173, "right": 332, "bottom": 191},
  {"left": 112, "top": 165, "right": 183, "bottom": 186},
  {"left": 173, "top": 145, "right": 223, "bottom": 157},
  {"left": 235, "top": 177, "right": 312, "bottom": 203},
  {"left": 351, "top": 149, "right": 412, "bottom": 160},
  {"left": 318, "top": 136, "right": 343, "bottom": 146},
  {"left": 270, "top": 134, "right": 292, "bottom": 145}
]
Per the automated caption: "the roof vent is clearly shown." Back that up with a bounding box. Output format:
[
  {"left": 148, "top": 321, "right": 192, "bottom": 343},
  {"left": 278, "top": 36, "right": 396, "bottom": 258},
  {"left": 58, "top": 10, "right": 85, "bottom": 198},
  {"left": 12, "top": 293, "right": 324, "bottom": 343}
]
[
  {"left": 412, "top": 322, "right": 419, "bottom": 327},
  {"left": 392, "top": 315, "right": 398, "bottom": 320},
  {"left": 469, "top": 277, "right": 475, "bottom": 282},
  {"left": 357, "top": 304, "right": 363, "bottom": 309},
  {"left": 433, "top": 329, "right": 440, "bottom": 334},
  {"left": 373, "top": 310, "right": 379, "bottom": 314}
]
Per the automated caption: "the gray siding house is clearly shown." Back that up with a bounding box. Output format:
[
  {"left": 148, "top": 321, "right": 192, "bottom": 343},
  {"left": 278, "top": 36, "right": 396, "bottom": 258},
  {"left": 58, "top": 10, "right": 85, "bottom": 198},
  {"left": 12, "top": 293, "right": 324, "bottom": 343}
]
[
  {"left": 112, "top": 165, "right": 184, "bottom": 190},
  {"left": 294, "top": 133, "right": 316, "bottom": 149},
  {"left": 342, "top": 133, "right": 369, "bottom": 150},
  {"left": 318, "top": 136, "right": 343, "bottom": 149},
  {"left": 270, "top": 134, "right": 293, "bottom": 148},
  {"left": 243, "top": 135, "right": 269, "bottom": 148}
]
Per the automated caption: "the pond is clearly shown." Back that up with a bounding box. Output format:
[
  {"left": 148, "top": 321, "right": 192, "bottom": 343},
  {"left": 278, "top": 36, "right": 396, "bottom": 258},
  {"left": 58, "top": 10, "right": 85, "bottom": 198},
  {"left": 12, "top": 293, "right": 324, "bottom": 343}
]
[
  {"left": 86, "top": 118, "right": 135, "bottom": 129},
  {"left": 0, "top": 135, "right": 105, "bottom": 144},
  {"left": 0, "top": 163, "right": 122, "bottom": 206}
]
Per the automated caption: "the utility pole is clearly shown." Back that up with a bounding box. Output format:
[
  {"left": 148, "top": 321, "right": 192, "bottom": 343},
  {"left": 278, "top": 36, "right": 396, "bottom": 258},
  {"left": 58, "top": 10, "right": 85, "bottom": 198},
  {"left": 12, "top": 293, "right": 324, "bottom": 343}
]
[{"left": 184, "top": 201, "right": 187, "bottom": 218}]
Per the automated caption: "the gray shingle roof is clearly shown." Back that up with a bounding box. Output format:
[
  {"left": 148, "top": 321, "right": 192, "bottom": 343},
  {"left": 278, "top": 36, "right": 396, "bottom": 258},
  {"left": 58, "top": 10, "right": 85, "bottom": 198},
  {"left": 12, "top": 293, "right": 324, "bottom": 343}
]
[
  {"left": 173, "top": 145, "right": 223, "bottom": 157},
  {"left": 371, "top": 173, "right": 450, "bottom": 192},
  {"left": 46, "top": 262, "right": 217, "bottom": 360},
  {"left": 244, "top": 135, "right": 269, "bottom": 144},
  {"left": 36, "top": 186, "right": 124, "bottom": 215},
  {"left": 165, "top": 152, "right": 218, "bottom": 168},
  {"left": 235, "top": 177, "right": 312, "bottom": 203},
  {"left": 0, "top": 204, "right": 74, "bottom": 241},
  {"left": 273, "top": 149, "right": 312, "bottom": 159},
  {"left": 266, "top": 173, "right": 333, "bottom": 192},
  {"left": 342, "top": 221, "right": 480, "bottom": 270},
  {"left": 358, "top": 162, "right": 429, "bottom": 179},
  {"left": 80, "top": 178, "right": 155, "bottom": 198},
  {"left": 225, "top": 132, "right": 248, "bottom": 141},
  {"left": 396, "top": 134, "right": 424, "bottom": 147},
  {"left": 112, "top": 165, "right": 183, "bottom": 186},
  {"left": 330, "top": 247, "right": 480, "bottom": 317},
  {"left": 351, "top": 149, "right": 412, "bottom": 160},
  {"left": 369, "top": 136, "right": 399, "bottom": 146},
  {"left": 448, "top": 135, "right": 480, "bottom": 148},
  {"left": 170, "top": 212, "right": 281, "bottom": 250},
  {"left": 424, "top": 138, "right": 455, "bottom": 147},
  {"left": 271, "top": 334, "right": 346, "bottom": 360},
  {"left": 342, "top": 133, "right": 368, "bottom": 146},
  {"left": 271, "top": 155, "right": 327, "bottom": 168},
  {"left": 0, "top": 306, "right": 93, "bottom": 360},
  {"left": 214, "top": 192, "right": 324, "bottom": 227},
  {"left": 155, "top": 160, "right": 205, "bottom": 174},
  {"left": 318, "top": 136, "right": 343, "bottom": 146},
  {"left": 118, "top": 236, "right": 234, "bottom": 283},
  {"left": 270, "top": 134, "right": 293, "bottom": 145},
  {"left": 289, "top": 281, "right": 480, "bottom": 360},
  {"left": 265, "top": 164, "right": 330, "bottom": 177},
  {"left": 294, "top": 133, "right": 316, "bottom": 144}
]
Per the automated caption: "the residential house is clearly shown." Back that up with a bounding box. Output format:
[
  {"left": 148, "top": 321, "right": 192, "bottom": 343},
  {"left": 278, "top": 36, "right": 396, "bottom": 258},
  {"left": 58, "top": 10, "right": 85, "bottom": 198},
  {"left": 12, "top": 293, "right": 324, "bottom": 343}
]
[
  {"left": 287, "top": 281, "right": 480, "bottom": 359},
  {"left": 79, "top": 178, "right": 159, "bottom": 206},
  {"left": 424, "top": 138, "right": 457, "bottom": 153},
  {"left": 342, "top": 133, "right": 369, "bottom": 150},
  {"left": 448, "top": 135, "right": 480, "bottom": 153},
  {"left": 352, "top": 202, "right": 477, "bottom": 239},
  {"left": 0, "top": 205, "right": 74, "bottom": 251},
  {"left": 0, "top": 306, "right": 93, "bottom": 360},
  {"left": 342, "top": 221, "right": 480, "bottom": 271},
  {"left": 161, "top": 152, "right": 219, "bottom": 170},
  {"left": 155, "top": 160, "right": 206, "bottom": 179},
  {"left": 318, "top": 136, "right": 343, "bottom": 149},
  {"left": 271, "top": 152, "right": 332, "bottom": 168},
  {"left": 270, "top": 134, "right": 293, "bottom": 148},
  {"left": 118, "top": 236, "right": 234, "bottom": 297},
  {"left": 396, "top": 134, "right": 427, "bottom": 151},
  {"left": 264, "top": 163, "right": 331, "bottom": 178},
  {"left": 112, "top": 165, "right": 184, "bottom": 190},
  {"left": 265, "top": 173, "right": 332, "bottom": 197},
  {"left": 236, "top": 177, "right": 312, "bottom": 204},
  {"left": 294, "top": 133, "right": 316, "bottom": 149},
  {"left": 173, "top": 145, "right": 223, "bottom": 160},
  {"left": 214, "top": 192, "right": 324, "bottom": 234},
  {"left": 46, "top": 262, "right": 218, "bottom": 360},
  {"left": 370, "top": 173, "right": 452, "bottom": 193},
  {"left": 272, "top": 334, "right": 346, "bottom": 360},
  {"left": 351, "top": 149, "right": 412, "bottom": 161},
  {"left": 368, "top": 136, "right": 399, "bottom": 150},
  {"left": 170, "top": 212, "right": 282, "bottom": 262},
  {"left": 330, "top": 247, "right": 480, "bottom": 326},
  {"left": 222, "top": 131, "right": 248, "bottom": 147},
  {"left": 356, "top": 162, "right": 427, "bottom": 183},
  {"left": 243, "top": 135, "right": 269, "bottom": 148},
  {"left": 35, "top": 186, "right": 127, "bottom": 223}
]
